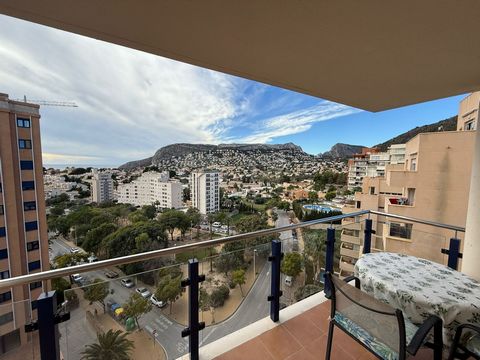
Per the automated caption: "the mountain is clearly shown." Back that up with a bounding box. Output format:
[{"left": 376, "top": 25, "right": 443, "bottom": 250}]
[
  {"left": 320, "top": 143, "right": 365, "bottom": 159},
  {"left": 375, "top": 116, "right": 458, "bottom": 151},
  {"left": 119, "top": 142, "right": 305, "bottom": 170}
]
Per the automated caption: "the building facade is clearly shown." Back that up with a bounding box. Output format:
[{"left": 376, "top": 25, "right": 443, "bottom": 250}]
[
  {"left": 190, "top": 171, "right": 220, "bottom": 214},
  {"left": 339, "top": 93, "right": 477, "bottom": 277},
  {"left": 0, "top": 93, "right": 49, "bottom": 352},
  {"left": 91, "top": 169, "right": 114, "bottom": 203},
  {"left": 117, "top": 171, "right": 182, "bottom": 208}
]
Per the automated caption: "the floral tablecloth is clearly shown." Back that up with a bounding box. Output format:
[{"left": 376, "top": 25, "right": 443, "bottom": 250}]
[{"left": 354, "top": 252, "right": 480, "bottom": 347}]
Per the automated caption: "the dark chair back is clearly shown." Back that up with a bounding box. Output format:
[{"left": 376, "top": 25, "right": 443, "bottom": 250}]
[{"left": 329, "top": 273, "right": 407, "bottom": 357}]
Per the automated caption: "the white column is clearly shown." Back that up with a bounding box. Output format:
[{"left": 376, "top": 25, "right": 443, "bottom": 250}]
[{"left": 462, "top": 114, "right": 480, "bottom": 279}]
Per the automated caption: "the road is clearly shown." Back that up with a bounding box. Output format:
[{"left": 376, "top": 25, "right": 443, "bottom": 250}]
[{"left": 55, "top": 210, "right": 294, "bottom": 359}]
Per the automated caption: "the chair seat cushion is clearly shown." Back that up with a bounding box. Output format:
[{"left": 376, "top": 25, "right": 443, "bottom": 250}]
[
  {"left": 334, "top": 312, "right": 418, "bottom": 360},
  {"left": 465, "top": 333, "right": 480, "bottom": 356}
]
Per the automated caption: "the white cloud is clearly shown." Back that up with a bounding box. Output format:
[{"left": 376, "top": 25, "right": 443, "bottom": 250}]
[
  {"left": 227, "top": 102, "right": 360, "bottom": 143},
  {"left": 0, "top": 15, "right": 360, "bottom": 166}
]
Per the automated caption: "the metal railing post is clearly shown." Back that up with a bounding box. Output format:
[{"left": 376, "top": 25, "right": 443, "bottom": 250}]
[
  {"left": 37, "top": 291, "right": 60, "bottom": 360},
  {"left": 181, "top": 259, "right": 205, "bottom": 360},
  {"left": 324, "top": 228, "right": 336, "bottom": 299},
  {"left": 268, "top": 240, "right": 283, "bottom": 322},
  {"left": 363, "top": 218, "right": 373, "bottom": 254},
  {"left": 447, "top": 238, "right": 461, "bottom": 270}
]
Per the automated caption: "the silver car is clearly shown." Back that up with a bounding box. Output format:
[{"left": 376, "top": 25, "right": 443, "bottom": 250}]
[{"left": 136, "top": 287, "right": 152, "bottom": 298}]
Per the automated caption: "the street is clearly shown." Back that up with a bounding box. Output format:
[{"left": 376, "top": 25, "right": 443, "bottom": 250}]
[{"left": 56, "top": 210, "right": 294, "bottom": 359}]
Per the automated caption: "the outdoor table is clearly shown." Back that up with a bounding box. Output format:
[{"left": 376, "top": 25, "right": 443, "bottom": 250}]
[{"left": 354, "top": 252, "right": 480, "bottom": 348}]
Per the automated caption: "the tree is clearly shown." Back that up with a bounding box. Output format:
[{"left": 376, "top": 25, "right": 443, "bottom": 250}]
[
  {"left": 123, "top": 293, "right": 152, "bottom": 330},
  {"left": 81, "top": 329, "right": 134, "bottom": 360},
  {"left": 158, "top": 210, "right": 184, "bottom": 244},
  {"left": 207, "top": 213, "right": 216, "bottom": 235},
  {"left": 83, "top": 223, "right": 117, "bottom": 254},
  {"left": 232, "top": 269, "right": 246, "bottom": 296},
  {"left": 128, "top": 210, "right": 148, "bottom": 224},
  {"left": 155, "top": 275, "right": 183, "bottom": 314},
  {"left": 308, "top": 191, "right": 319, "bottom": 201},
  {"left": 304, "top": 230, "right": 326, "bottom": 278},
  {"left": 325, "top": 191, "right": 336, "bottom": 201},
  {"left": 51, "top": 277, "right": 71, "bottom": 303},
  {"left": 294, "top": 284, "right": 322, "bottom": 301},
  {"left": 54, "top": 253, "right": 89, "bottom": 269},
  {"left": 281, "top": 252, "right": 303, "bottom": 279},
  {"left": 134, "top": 232, "right": 150, "bottom": 252},
  {"left": 142, "top": 205, "right": 157, "bottom": 219},
  {"left": 84, "top": 278, "right": 109, "bottom": 312},
  {"left": 186, "top": 208, "right": 201, "bottom": 238},
  {"left": 183, "top": 187, "right": 191, "bottom": 202}
]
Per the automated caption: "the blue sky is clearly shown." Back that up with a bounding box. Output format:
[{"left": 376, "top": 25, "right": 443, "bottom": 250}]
[{"left": 0, "top": 15, "right": 464, "bottom": 166}]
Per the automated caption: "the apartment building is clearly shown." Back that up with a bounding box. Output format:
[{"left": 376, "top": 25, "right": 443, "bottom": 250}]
[
  {"left": 191, "top": 171, "right": 220, "bottom": 214},
  {"left": 0, "top": 94, "right": 49, "bottom": 352},
  {"left": 457, "top": 92, "right": 479, "bottom": 131},
  {"left": 91, "top": 169, "right": 114, "bottom": 203},
  {"left": 117, "top": 171, "right": 182, "bottom": 208},
  {"left": 347, "top": 145, "right": 405, "bottom": 190},
  {"left": 339, "top": 93, "right": 478, "bottom": 277}
]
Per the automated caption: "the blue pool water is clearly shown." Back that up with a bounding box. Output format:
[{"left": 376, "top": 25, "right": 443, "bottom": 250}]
[{"left": 303, "top": 204, "right": 339, "bottom": 212}]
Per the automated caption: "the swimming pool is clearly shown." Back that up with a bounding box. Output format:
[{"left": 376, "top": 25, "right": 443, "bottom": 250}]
[{"left": 303, "top": 204, "right": 340, "bottom": 212}]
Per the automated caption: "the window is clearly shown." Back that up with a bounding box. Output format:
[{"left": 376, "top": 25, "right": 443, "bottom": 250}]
[
  {"left": 356, "top": 201, "right": 361, "bottom": 209},
  {"left": 28, "top": 261, "right": 41, "bottom": 271},
  {"left": 407, "top": 188, "right": 416, "bottom": 206},
  {"left": 18, "top": 139, "right": 32, "bottom": 149},
  {"left": 25, "top": 221, "right": 38, "bottom": 231},
  {"left": 0, "top": 205, "right": 3, "bottom": 215},
  {"left": 29, "top": 281, "right": 42, "bottom": 290},
  {"left": 0, "top": 271, "right": 9, "bottom": 280},
  {"left": 27, "top": 241, "right": 39, "bottom": 251},
  {"left": 0, "top": 183, "right": 2, "bottom": 192},
  {"left": 0, "top": 312, "right": 13, "bottom": 326},
  {"left": 389, "top": 222, "right": 413, "bottom": 239},
  {"left": 410, "top": 158, "right": 417, "bottom": 171},
  {"left": 369, "top": 187, "right": 375, "bottom": 195},
  {"left": 16, "top": 118, "right": 30, "bottom": 128},
  {"left": 22, "top": 181, "right": 35, "bottom": 191},
  {"left": 465, "top": 120, "right": 476, "bottom": 131},
  {"left": 0, "top": 292, "right": 11, "bottom": 304},
  {"left": 23, "top": 201, "right": 36, "bottom": 211},
  {"left": 20, "top": 161, "right": 33, "bottom": 170},
  {"left": 0, "top": 249, "right": 7, "bottom": 260}
]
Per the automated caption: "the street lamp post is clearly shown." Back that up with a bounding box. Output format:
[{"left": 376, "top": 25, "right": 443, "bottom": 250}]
[{"left": 253, "top": 249, "right": 257, "bottom": 275}]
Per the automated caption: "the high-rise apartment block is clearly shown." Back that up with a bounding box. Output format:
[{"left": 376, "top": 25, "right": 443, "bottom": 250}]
[
  {"left": 339, "top": 93, "right": 477, "bottom": 277},
  {"left": 191, "top": 171, "right": 220, "bottom": 214},
  {"left": 117, "top": 171, "right": 182, "bottom": 208},
  {"left": 91, "top": 169, "right": 114, "bottom": 203},
  {"left": 347, "top": 145, "right": 405, "bottom": 190},
  {"left": 0, "top": 93, "right": 49, "bottom": 351}
]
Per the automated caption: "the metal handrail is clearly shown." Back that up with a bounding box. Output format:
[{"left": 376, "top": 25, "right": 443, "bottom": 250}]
[
  {"left": 0, "top": 209, "right": 464, "bottom": 289},
  {"left": 369, "top": 210, "right": 466, "bottom": 232}
]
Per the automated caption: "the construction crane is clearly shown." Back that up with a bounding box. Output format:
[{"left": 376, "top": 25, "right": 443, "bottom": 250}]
[{"left": 12, "top": 95, "right": 78, "bottom": 107}]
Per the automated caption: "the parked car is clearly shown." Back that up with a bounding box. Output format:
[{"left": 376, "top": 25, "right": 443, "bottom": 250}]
[
  {"left": 88, "top": 255, "right": 98, "bottom": 263},
  {"left": 136, "top": 287, "right": 152, "bottom": 298},
  {"left": 121, "top": 278, "right": 135, "bottom": 288},
  {"left": 150, "top": 294, "right": 166, "bottom": 308},
  {"left": 71, "top": 274, "right": 83, "bottom": 283},
  {"left": 104, "top": 270, "right": 119, "bottom": 279},
  {"left": 284, "top": 276, "right": 293, "bottom": 287},
  {"left": 70, "top": 247, "right": 80, "bottom": 254},
  {"left": 212, "top": 222, "right": 221, "bottom": 227}
]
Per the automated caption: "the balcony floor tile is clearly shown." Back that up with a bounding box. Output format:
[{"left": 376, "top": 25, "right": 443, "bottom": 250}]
[{"left": 214, "top": 300, "right": 437, "bottom": 360}]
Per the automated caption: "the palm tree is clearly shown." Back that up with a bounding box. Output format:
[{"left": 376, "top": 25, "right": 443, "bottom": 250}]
[{"left": 81, "top": 329, "right": 134, "bottom": 360}]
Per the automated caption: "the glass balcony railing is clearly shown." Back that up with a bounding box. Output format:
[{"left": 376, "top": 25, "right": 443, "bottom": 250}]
[{"left": 0, "top": 209, "right": 466, "bottom": 360}]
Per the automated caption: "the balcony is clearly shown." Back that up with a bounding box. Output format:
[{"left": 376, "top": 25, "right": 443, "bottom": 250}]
[{"left": 0, "top": 210, "right": 468, "bottom": 360}]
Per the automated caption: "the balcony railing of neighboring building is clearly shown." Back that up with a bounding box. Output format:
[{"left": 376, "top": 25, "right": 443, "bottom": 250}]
[{"left": 0, "top": 210, "right": 465, "bottom": 360}]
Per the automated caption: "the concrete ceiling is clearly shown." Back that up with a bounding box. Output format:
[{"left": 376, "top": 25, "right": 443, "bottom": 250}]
[{"left": 1, "top": 1, "right": 479, "bottom": 112}]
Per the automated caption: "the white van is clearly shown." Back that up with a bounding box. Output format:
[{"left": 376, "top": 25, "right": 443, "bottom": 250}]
[{"left": 284, "top": 276, "right": 293, "bottom": 286}]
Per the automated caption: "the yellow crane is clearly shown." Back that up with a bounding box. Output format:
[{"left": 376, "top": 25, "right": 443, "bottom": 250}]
[{"left": 12, "top": 95, "right": 78, "bottom": 107}]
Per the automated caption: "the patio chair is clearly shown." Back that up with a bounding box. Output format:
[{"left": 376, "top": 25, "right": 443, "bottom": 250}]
[
  {"left": 448, "top": 324, "right": 480, "bottom": 360},
  {"left": 326, "top": 273, "right": 443, "bottom": 360}
]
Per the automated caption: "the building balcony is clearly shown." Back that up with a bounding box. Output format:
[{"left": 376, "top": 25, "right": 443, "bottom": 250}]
[
  {"left": 0, "top": 209, "right": 467, "bottom": 360},
  {"left": 202, "top": 296, "right": 432, "bottom": 360}
]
